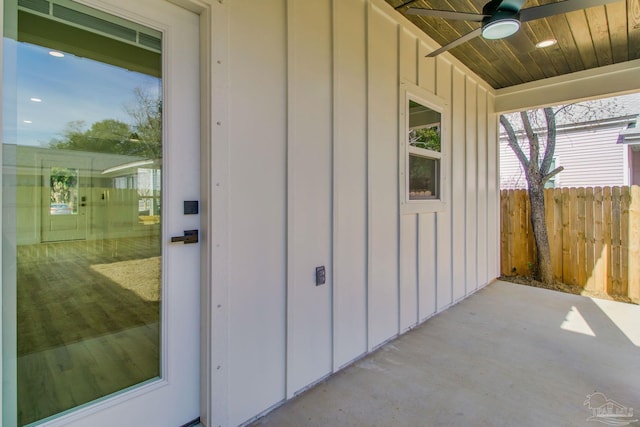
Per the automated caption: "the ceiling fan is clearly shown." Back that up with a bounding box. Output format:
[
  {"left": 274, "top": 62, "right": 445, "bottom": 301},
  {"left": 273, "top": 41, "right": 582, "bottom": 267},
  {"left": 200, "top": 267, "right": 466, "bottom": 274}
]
[{"left": 403, "top": 0, "right": 622, "bottom": 57}]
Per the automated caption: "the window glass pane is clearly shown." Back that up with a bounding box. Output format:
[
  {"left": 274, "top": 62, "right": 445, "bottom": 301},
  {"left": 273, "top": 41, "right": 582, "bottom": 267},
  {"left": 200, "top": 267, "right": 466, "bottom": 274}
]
[
  {"left": 409, "top": 100, "right": 441, "bottom": 153},
  {"left": 409, "top": 155, "right": 439, "bottom": 200},
  {"left": 3, "top": 1, "right": 162, "bottom": 424}
]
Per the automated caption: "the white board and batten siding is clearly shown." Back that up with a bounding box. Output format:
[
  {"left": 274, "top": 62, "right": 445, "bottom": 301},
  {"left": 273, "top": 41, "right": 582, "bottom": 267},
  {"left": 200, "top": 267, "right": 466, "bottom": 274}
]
[{"left": 213, "top": 0, "right": 499, "bottom": 425}]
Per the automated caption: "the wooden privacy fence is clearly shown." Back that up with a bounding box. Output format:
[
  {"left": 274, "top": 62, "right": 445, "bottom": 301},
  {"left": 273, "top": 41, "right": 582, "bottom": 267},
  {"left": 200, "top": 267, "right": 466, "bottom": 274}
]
[{"left": 500, "top": 186, "right": 640, "bottom": 302}]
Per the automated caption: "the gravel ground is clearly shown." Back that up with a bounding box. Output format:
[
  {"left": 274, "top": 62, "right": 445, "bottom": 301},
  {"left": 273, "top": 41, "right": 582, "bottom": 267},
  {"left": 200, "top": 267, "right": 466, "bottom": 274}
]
[{"left": 498, "top": 275, "right": 637, "bottom": 305}]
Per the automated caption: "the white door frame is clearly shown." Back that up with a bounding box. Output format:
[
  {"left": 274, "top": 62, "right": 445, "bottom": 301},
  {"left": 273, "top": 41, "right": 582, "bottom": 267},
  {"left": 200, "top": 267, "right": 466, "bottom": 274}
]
[
  {"left": 0, "top": 0, "right": 226, "bottom": 425},
  {"left": 196, "top": 1, "right": 230, "bottom": 426}
]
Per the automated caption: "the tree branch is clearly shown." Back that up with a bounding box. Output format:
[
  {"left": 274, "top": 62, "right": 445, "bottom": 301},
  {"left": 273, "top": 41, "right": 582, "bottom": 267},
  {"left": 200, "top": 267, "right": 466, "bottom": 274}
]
[
  {"left": 542, "top": 166, "right": 564, "bottom": 184},
  {"left": 500, "top": 115, "right": 530, "bottom": 169},
  {"left": 553, "top": 104, "right": 572, "bottom": 116},
  {"left": 520, "top": 111, "right": 540, "bottom": 175},
  {"left": 540, "top": 107, "right": 556, "bottom": 174}
]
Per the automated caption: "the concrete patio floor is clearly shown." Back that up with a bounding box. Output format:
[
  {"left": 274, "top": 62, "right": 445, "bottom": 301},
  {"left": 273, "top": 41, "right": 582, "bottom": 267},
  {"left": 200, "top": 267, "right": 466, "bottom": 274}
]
[{"left": 251, "top": 280, "right": 640, "bottom": 427}]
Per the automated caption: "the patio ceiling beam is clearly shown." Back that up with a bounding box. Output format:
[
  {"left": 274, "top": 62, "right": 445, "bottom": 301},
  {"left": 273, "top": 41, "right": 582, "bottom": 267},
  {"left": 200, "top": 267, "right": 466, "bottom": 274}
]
[{"left": 494, "top": 58, "right": 640, "bottom": 113}]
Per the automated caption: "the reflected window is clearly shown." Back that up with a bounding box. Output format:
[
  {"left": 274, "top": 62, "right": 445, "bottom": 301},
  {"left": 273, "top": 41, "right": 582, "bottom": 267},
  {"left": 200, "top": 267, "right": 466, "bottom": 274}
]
[
  {"left": 49, "top": 167, "right": 78, "bottom": 215},
  {"left": 408, "top": 100, "right": 441, "bottom": 201}
]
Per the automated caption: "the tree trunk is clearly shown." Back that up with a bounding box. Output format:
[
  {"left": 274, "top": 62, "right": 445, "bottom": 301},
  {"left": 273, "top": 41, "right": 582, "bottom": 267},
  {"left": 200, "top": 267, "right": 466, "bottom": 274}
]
[{"left": 528, "top": 184, "right": 554, "bottom": 284}]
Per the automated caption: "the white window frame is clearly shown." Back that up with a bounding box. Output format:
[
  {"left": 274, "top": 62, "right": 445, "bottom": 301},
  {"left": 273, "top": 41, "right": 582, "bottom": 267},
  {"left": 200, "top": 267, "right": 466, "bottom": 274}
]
[
  {"left": 544, "top": 156, "right": 559, "bottom": 188},
  {"left": 399, "top": 81, "right": 449, "bottom": 214}
]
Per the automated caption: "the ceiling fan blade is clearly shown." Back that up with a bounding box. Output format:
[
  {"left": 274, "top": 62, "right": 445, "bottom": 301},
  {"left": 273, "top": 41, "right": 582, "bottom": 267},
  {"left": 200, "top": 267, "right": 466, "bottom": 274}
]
[
  {"left": 426, "top": 28, "right": 483, "bottom": 57},
  {"left": 520, "top": 0, "right": 622, "bottom": 23},
  {"left": 406, "top": 7, "right": 488, "bottom": 22},
  {"left": 496, "top": 0, "right": 526, "bottom": 13}
]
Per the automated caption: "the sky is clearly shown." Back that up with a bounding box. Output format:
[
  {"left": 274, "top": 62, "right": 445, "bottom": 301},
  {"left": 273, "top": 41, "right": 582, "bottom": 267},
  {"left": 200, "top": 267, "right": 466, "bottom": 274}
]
[
  {"left": 501, "top": 92, "right": 640, "bottom": 130},
  {"left": 3, "top": 38, "right": 161, "bottom": 147}
]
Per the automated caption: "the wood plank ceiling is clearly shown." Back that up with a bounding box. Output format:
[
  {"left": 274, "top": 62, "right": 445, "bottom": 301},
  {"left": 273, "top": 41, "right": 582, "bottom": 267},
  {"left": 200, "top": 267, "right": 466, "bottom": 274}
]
[{"left": 387, "top": 0, "right": 640, "bottom": 89}]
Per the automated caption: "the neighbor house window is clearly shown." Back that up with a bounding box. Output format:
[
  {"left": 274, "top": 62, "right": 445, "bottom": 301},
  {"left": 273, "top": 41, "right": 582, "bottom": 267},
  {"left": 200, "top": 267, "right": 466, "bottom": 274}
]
[
  {"left": 544, "top": 158, "right": 558, "bottom": 188},
  {"left": 400, "top": 82, "right": 448, "bottom": 213}
]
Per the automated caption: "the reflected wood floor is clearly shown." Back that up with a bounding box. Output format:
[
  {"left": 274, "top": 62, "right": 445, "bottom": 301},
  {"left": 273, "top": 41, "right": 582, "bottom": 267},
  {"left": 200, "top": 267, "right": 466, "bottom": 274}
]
[{"left": 15, "top": 236, "right": 161, "bottom": 425}]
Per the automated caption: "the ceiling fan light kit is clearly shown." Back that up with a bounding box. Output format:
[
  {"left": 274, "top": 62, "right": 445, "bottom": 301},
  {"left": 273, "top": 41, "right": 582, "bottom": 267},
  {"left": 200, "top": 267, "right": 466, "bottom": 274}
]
[
  {"left": 404, "top": 0, "right": 623, "bottom": 57},
  {"left": 482, "top": 18, "right": 520, "bottom": 39}
]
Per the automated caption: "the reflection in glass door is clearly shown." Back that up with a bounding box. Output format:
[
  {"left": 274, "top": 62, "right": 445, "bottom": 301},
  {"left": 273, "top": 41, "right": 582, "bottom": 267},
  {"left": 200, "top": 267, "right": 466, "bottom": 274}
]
[
  {"left": 3, "top": 0, "right": 164, "bottom": 424},
  {"left": 42, "top": 160, "right": 88, "bottom": 242}
]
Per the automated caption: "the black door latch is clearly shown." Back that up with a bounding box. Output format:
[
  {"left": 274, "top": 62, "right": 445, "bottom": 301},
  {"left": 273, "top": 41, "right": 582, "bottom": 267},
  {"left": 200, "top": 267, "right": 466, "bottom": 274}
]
[{"left": 171, "top": 229, "right": 199, "bottom": 244}]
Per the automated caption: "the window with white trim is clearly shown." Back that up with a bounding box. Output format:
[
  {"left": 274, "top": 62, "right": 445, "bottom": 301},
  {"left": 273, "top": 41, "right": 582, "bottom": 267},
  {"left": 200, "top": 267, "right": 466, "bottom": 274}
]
[{"left": 400, "top": 83, "right": 448, "bottom": 213}]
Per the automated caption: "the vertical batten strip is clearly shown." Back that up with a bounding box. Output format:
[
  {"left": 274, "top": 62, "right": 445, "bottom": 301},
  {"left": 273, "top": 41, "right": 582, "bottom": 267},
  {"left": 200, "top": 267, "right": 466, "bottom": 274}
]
[
  {"left": 415, "top": 212, "right": 420, "bottom": 321},
  {"left": 435, "top": 58, "right": 453, "bottom": 310},
  {"left": 396, "top": 23, "right": 402, "bottom": 335},
  {"left": 331, "top": 0, "right": 338, "bottom": 372},
  {"left": 465, "top": 77, "right": 478, "bottom": 294},
  {"left": 286, "top": 0, "right": 334, "bottom": 397},
  {"left": 332, "top": 0, "right": 368, "bottom": 370},
  {"left": 415, "top": 38, "right": 420, "bottom": 87},
  {"left": 284, "top": 0, "right": 295, "bottom": 400},
  {"left": 417, "top": 42, "right": 436, "bottom": 94},
  {"left": 476, "top": 87, "right": 488, "bottom": 287},
  {"left": 487, "top": 92, "right": 499, "bottom": 278},
  {"left": 367, "top": 1, "right": 400, "bottom": 349},
  {"left": 208, "top": 2, "right": 230, "bottom": 425},
  {"left": 329, "top": 0, "right": 336, "bottom": 375},
  {"left": 451, "top": 67, "right": 467, "bottom": 302},
  {"left": 365, "top": 0, "right": 373, "bottom": 353}
]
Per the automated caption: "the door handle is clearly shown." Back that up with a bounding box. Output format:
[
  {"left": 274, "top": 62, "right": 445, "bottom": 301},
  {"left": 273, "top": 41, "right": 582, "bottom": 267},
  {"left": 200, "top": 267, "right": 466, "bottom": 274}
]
[{"left": 171, "top": 229, "right": 198, "bottom": 244}]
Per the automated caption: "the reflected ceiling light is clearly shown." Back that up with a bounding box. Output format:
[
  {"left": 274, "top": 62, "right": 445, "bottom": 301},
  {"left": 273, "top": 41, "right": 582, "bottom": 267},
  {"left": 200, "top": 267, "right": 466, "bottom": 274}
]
[
  {"left": 482, "top": 19, "right": 520, "bottom": 40},
  {"left": 30, "top": 97, "right": 42, "bottom": 103},
  {"left": 49, "top": 51, "right": 65, "bottom": 58},
  {"left": 102, "top": 160, "right": 154, "bottom": 175},
  {"left": 23, "top": 120, "right": 33, "bottom": 124},
  {"left": 535, "top": 39, "right": 557, "bottom": 48}
]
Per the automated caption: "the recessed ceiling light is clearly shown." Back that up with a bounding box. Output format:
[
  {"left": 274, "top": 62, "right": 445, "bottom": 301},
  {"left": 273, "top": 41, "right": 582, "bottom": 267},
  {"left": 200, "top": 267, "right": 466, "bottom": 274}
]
[
  {"left": 30, "top": 97, "right": 42, "bottom": 103},
  {"left": 23, "top": 120, "right": 33, "bottom": 124},
  {"left": 49, "top": 51, "right": 65, "bottom": 58},
  {"left": 536, "top": 39, "right": 557, "bottom": 48}
]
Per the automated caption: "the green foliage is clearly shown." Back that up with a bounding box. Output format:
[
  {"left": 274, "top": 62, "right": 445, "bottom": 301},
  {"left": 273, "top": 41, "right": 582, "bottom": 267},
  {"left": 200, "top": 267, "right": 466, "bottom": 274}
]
[
  {"left": 50, "top": 119, "right": 140, "bottom": 155},
  {"left": 409, "top": 127, "right": 441, "bottom": 152},
  {"left": 50, "top": 167, "right": 77, "bottom": 205},
  {"left": 49, "top": 88, "right": 162, "bottom": 159}
]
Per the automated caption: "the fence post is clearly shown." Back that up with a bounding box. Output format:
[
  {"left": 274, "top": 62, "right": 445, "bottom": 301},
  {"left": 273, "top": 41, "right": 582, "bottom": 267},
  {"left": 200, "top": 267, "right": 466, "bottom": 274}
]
[
  {"left": 621, "top": 186, "right": 630, "bottom": 298},
  {"left": 500, "top": 189, "right": 510, "bottom": 276},
  {"left": 577, "top": 187, "right": 587, "bottom": 287},
  {"left": 562, "top": 188, "right": 571, "bottom": 284},
  {"left": 629, "top": 185, "right": 640, "bottom": 303},
  {"left": 603, "top": 187, "right": 613, "bottom": 294},
  {"left": 584, "top": 188, "right": 595, "bottom": 290},
  {"left": 593, "top": 187, "right": 605, "bottom": 293},
  {"left": 544, "top": 188, "right": 561, "bottom": 281},
  {"left": 515, "top": 189, "right": 530, "bottom": 275},
  {"left": 611, "top": 187, "right": 622, "bottom": 295}
]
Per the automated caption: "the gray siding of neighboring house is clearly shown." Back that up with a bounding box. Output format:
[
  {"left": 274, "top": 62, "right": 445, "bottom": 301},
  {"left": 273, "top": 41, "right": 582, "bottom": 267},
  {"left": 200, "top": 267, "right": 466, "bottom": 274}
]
[
  {"left": 500, "top": 123, "right": 627, "bottom": 189},
  {"left": 633, "top": 149, "right": 640, "bottom": 185}
]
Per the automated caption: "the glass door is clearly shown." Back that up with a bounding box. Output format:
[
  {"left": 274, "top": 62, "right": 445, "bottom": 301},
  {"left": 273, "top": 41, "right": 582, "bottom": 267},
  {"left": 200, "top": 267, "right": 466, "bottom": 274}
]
[{"left": 1, "top": 0, "right": 201, "bottom": 425}]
